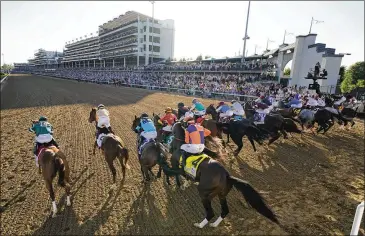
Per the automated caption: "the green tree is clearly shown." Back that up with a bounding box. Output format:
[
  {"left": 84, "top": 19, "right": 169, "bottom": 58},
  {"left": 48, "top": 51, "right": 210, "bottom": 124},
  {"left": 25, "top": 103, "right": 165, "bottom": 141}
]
[
  {"left": 1, "top": 63, "right": 13, "bottom": 71},
  {"left": 204, "top": 55, "right": 211, "bottom": 59},
  {"left": 337, "top": 65, "right": 346, "bottom": 85},
  {"left": 196, "top": 55, "right": 202, "bottom": 61},
  {"left": 341, "top": 61, "right": 365, "bottom": 93},
  {"left": 284, "top": 67, "right": 291, "bottom": 76}
]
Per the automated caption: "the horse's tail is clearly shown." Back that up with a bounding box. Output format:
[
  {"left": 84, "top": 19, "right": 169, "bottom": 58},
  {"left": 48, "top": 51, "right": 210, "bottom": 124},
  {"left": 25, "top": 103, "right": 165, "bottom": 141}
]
[
  {"left": 117, "top": 145, "right": 130, "bottom": 170},
  {"left": 156, "top": 142, "right": 179, "bottom": 176},
  {"left": 228, "top": 176, "right": 279, "bottom": 224}
]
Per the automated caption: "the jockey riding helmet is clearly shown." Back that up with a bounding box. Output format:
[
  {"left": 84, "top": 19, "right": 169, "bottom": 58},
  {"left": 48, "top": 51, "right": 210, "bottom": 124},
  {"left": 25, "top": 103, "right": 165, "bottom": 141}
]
[
  {"left": 140, "top": 113, "right": 149, "bottom": 119},
  {"left": 192, "top": 98, "right": 198, "bottom": 104},
  {"left": 178, "top": 102, "right": 184, "bottom": 108},
  {"left": 97, "top": 104, "right": 105, "bottom": 110},
  {"left": 231, "top": 100, "right": 237, "bottom": 104},
  {"left": 218, "top": 101, "right": 225, "bottom": 106},
  {"left": 165, "top": 107, "right": 173, "bottom": 113},
  {"left": 39, "top": 116, "right": 48, "bottom": 122}
]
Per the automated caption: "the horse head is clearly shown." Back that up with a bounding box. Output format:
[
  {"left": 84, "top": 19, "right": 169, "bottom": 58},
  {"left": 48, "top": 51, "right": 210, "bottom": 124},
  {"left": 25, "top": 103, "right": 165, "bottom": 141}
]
[
  {"left": 131, "top": 115, "right": 141, "bottom": 131},
  {"left": 89, "top": 108, "right": 97, "bottom": 123},
  {"left": 206, "top": 104, "right": 218, "bottom": 120}
]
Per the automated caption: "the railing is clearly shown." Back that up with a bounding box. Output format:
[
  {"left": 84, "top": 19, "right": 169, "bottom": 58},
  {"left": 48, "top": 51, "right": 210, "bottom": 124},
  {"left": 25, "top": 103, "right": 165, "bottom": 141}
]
[{"left": 350, "top": 201, "right": 364, "bottom": 236}]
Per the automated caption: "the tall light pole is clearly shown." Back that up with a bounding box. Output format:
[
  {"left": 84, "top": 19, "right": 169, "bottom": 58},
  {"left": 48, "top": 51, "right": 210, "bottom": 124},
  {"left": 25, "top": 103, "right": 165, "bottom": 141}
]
[
  {"left": 282, "top": 30, "right": 294, "bottom": 44},
  {"left": 242, "top": 1, "right": 251, "bottom": 63},
  {"left": 266, "top": 38, "right": 275, "bottom": 51},
  {"left": 150, "top": 1, "right": 155, "bottom": 65},
  {"left": 1, "top": 53, "right": 4, "bottom": 66},
  {"left": 309, "top": 17, "right": 324, "bottom": 34}
]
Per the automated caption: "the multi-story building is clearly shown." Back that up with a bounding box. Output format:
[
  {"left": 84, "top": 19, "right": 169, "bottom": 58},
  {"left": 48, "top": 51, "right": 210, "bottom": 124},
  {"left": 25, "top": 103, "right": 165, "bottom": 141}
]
[
  {"left": 98, "top": 10, "right": 174, "bottom": 67},
  {"left": 32, "top": 49, "right": 63, "bottom": 69},
  {"left": 61, "top": 11, "right": 174, "bottom": 68},
  {"left": 62, "top": 36, "right": 100, "bottom": 68}
]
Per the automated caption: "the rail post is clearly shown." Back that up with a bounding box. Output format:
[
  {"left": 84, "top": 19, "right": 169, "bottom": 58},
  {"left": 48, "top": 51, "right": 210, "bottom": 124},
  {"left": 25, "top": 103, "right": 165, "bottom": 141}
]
[{"left": 350, "top": 201, "right": 364, "bottom": 236}]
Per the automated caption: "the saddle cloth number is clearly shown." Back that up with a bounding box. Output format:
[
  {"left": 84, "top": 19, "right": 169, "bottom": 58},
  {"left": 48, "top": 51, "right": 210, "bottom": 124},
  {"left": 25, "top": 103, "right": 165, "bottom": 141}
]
[
  {"left": 179, "top": 154, "right": 209, "bottom": 178},
  {"left": 255, "top": 112, "right": 266, "bottom": 122}
]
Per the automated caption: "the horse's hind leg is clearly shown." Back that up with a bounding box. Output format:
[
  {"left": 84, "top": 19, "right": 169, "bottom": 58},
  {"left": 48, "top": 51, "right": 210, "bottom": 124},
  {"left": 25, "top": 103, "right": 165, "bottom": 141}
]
[
  {"left": 106, "top": 159, "right": 117, "bottom": 188},
  {"left": 45, "top": 180, "right": 57, "bottom": 217},
  {"left": 117, "top": 155, "right": 126, "bottom": 183},
  {"left": 210, "top": 196, "right": 229, "bottom": 228},
  {"left": 194, "top": 198, "right": 214, "bottom": 228}
]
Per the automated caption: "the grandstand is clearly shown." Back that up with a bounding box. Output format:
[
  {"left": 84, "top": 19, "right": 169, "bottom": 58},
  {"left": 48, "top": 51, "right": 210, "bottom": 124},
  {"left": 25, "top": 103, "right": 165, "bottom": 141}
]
[{"left": 63, "top": 36, "right": 100, "bottom": 68}]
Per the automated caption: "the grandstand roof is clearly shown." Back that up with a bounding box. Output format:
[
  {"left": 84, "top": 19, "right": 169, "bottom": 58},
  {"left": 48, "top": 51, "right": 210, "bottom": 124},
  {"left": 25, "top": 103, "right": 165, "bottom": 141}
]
[
  {"left": 100, "top": 11, "right": 151, "bottom": 31},
  {"left": 263, "top": 48, "right": 279, "bottom": 57},
  {"left": 279, "top": 43, "right": 295, "bottom": 52}
]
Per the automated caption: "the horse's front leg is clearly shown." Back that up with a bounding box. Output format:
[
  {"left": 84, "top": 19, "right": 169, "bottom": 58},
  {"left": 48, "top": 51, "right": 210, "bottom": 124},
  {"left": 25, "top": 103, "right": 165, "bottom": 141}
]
[
  {"left": 93, "top": 141, "right": 97, "bottom": 155},
  {"left": 45, "top": 179, "right": 57, "bottom": 217}
]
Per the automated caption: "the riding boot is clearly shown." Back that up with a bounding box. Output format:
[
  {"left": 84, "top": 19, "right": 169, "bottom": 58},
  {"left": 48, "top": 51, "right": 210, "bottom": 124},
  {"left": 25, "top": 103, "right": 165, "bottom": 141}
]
[
  {"left": 33, "top": 143, "right": 38, "bottom": 156},
  {"left": 51, "top": 139, "right": 60, "bottom": 148},
  {"left": 203, "top": 147, "right": 217, "bottom": 159},
  {"left": 181, "top": 151, "right": 188, "bottom": 170},
  {"left": 108, "top": 126, "right": 115, "bottom": 135}
]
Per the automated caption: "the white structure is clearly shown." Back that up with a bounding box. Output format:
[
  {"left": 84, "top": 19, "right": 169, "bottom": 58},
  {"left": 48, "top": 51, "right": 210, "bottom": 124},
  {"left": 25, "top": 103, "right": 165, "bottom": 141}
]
[
  {"left": 63, "top": 36, "right": 100, "bottom": 68},
  {"left": 98, "top": 11, "right": 175, "bottom": 67},
  {"left": 289, "top": 34, "right": 344, "bottom": 90},
  {"left": 32, "top": 49, "right": 63, "bottom": 69}
]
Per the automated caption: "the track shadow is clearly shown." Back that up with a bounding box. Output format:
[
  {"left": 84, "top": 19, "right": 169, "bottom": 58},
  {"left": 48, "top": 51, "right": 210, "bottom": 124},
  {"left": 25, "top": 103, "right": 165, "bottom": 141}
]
[
  {"left": 1, "top": 75, "right": 157, "bottom": 110},
  {"left": 32, "top": 180, "right": 124, "bottom": 235},
  {"left": 0, "top": 178, "right": 37, "bottom": 213}
]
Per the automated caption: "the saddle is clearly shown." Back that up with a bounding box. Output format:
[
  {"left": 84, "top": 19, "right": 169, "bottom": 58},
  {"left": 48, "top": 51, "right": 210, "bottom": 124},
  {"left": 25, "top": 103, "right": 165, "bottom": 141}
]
[
  {"left": 96, "top": 133, "right": 114, "bottom": 149},
  {"left": 179, "top": 153, "right": 210, "bottom": 179}
]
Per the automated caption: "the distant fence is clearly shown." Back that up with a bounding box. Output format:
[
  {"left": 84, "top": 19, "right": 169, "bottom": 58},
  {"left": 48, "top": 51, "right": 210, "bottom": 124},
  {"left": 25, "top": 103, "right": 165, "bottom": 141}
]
[{"left": 0, "top": 73, "right": 10, "bottom": 91}]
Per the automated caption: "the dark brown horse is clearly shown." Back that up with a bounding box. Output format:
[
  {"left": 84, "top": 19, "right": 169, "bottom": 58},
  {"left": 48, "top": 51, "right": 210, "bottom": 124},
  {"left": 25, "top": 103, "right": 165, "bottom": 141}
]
[
  {"left": 88, "top": 108, "right": 130, "bottom": 188},
  {"left": 205, "top": 104, "right": 230, "bottom": 143},
  {"left": 39, "top": 146, "right": 72, "bottom": 217},
  {"left": 131, "top": 115, "right": 172, "bottom": 183},
  {"left": 167, "top": 122, "right": 279, "bottom": 228}
]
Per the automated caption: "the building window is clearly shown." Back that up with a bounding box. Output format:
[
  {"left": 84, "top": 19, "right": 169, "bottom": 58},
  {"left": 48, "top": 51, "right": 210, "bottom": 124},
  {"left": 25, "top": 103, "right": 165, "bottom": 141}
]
[
  {"left": 144, "top": 35, "right": 146, "bottom": 42},
  {"left": 149, "top": 45, "right": 152, "bottom": 52},
  {"left": 143, "top": 45, "right": 146, "bottom": 51},
  {"left": 140, "top": 38, "right": 143, "bottom": 43},
  {"left": 153, "top": 37, "right": 160, "bottom": 43},
  {"left": 153, "top": 27, "right": 160, "bottom": 34},
  {"left": 149, "top": 27, "right": 152, "bottom": 33},
  {"left": 149, "top": 36, "right": 152, "bottom": 41},
  {"left": 153, "top": 46, "right": 160, "bottom": 52},
  {"left": 144, "top": 26, "right": 146, "bottom": 32}
]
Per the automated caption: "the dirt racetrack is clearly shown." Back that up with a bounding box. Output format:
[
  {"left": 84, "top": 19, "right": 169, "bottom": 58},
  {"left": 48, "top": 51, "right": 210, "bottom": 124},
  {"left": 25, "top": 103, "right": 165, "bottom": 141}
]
[{"left": 1, "top": 74, "right": 364, "bottom": 235}]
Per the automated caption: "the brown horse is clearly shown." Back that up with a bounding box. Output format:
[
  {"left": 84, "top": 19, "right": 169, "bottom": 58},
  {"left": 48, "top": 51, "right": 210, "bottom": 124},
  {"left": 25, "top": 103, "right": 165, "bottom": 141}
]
[
  {"left": 131, "top": 115, "right": 172, "bottom": 183},
  {"left": 88, "top": 108, "right": 130, "bottom": 188},
  {"left": 167, "top": 122, "right": 279, "bottom": 228},
  {"left": 39, "top": 146, "right": 72, "bottom": 217}
]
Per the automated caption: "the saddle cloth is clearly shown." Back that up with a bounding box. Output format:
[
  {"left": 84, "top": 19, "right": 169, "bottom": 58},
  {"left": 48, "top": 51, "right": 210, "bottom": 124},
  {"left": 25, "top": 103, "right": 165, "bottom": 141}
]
[
  {"left": 97, "top": 133, "right": 114, "bottom": 148},
  {"left": 179, "top": 153, "right": 209, "bottom": 179}
]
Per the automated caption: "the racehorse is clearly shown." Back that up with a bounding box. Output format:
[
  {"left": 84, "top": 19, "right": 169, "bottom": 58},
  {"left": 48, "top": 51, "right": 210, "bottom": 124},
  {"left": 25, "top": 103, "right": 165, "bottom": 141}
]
[
  {"left": 131, "top": 115, "right": 172, "bottom": 183},
  {"left": 168, "top": 122, "right": 279, "bottom": 228},
  {"left": 38, "top": 146, "right": 72, "bottom": 217},
  {"left": 88, "top": 108, "right": 130, "bottom": 188},
  {"left": 205, "top": 104, "right": 230, "bottom": 143}
]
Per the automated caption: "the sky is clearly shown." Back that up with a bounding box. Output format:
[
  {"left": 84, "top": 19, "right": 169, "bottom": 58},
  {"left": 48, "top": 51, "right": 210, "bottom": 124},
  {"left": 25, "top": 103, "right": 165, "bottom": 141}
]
[{"left": 1, "top": 1, "right": 364, "bottom": 67}]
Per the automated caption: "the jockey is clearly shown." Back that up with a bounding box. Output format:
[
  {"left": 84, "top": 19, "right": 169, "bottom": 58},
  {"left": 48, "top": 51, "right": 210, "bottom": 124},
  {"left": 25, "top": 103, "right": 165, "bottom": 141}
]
[
  {"left": 286, "top": 94, "right": 303, "bottom": 108},
  {"left": 306, "top": 95, "right": 319, "bottom": 108},
  {"left": 255, "top": 103, "right": 270, "bottom": 124},
  {"left": 29, "top": 116, "right": 59, "bottom": 167},
  {"left": 190, "top": 98, "right": 206, "bottom": 118},
  {"left": 159, "top": 107, "right": 177, "bottom": 133},
  {"left": 231, "top": 100, "right": 245, "bottom": 119},
  {"left": 216, "top": 101, "right": 233, "bottom": 122},
  {"left": 180, "top": 118, "right": 211, "bottom": 169},
  {"left": 134, "top": 113, "right": 157, "bottom": 158},
  {"left": 177, "top": 102, "right": 189, "bottom": 120},
  {"left": 96, "top": 104, "right": 114, "bottom": 135}
]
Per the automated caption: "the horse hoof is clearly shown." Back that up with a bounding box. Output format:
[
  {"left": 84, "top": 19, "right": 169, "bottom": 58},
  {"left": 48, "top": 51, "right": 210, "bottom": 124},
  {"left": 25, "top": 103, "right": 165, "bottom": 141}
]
[
  {"left": 66, "top": 196, "right": 71, "bottom": 206},
  {"left": 194, "top": 223, "right": 205, "bottom": 229}
]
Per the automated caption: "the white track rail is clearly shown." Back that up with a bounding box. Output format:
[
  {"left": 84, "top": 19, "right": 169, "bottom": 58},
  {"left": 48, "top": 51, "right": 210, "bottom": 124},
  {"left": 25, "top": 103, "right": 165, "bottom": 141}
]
[{"left": 350, "top": 201, "right": 364, "bottom": 235}]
